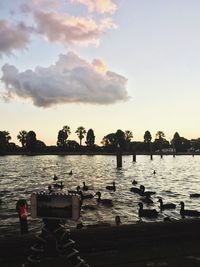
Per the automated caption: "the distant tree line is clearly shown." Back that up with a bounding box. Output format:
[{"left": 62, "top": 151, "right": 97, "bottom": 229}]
[{"left": 0, "top": 127, "right": 199, "bottom": 155}]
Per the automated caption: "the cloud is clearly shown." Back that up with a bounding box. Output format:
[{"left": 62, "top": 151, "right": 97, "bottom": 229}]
[
  {"left": 1, "top": 51, "right": 129, "bottom": 107},
  {"left": 0, "top": 19, "right": 31, "bottom": 55},
  {"left": 71, "top": 0, "right": 117, "bottom": 14},
  {"left": 20, "top": 0, "right": 61, "bottom": 13},
  {"left": 34, "top": 11, "right": 116, "bottom": 46}
]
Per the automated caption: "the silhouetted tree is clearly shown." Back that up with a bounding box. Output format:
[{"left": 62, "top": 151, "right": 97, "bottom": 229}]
[
  {"left": 116, "top": 129, "right": 126, "bottom": 150},
  {"left": 101, "top": 133, "right": 116, "bottom": 147},
  {"left": 155, "top": 131, "right": 165, "bottom": 154},
  {"left": 17, "top": 130, "right": 27, "bottom": 148},
  {"left": 67, "top": 140, "right": 80, "bottom": 151},
  {"left": 144, "top": 130, "right": 152, "bottom": 153},
  {"left": 86, "top": 129, "right": 95, "bottom": 147},
  {"left": 36, "top": 140, "right": 46, "bottom": 152},
  {"left": 57, "top": 125, "right": 71, "bottom": 147},
  {"left": 125, "top": 130, "right": 133, "bottom": 142},
  {"left": 75, "top": 126, "right": 86, "bottom": 146},
  {"left": 26, "top": 131, "right": 37, "bottom": 152},
  {"left": 125, "top": 130, "right": 133, "bottom": 151},
  {"left": 0, "top": 131, "right": 11, "bottom": 154},
  {"left": 171, "top": 132, "right": 190, "bottom": 152}
]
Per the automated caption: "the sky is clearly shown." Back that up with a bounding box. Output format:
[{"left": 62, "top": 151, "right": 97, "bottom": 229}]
[{"left": 1, "top": 0, "right": 200, "bottom": 146}]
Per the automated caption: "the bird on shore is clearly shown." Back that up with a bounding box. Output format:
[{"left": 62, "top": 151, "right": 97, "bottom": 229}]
[
  {"left": 158, "top": 198, "right": 176, "bottom": 210},
  {"left": 140, "top": 185, "right": 156, "bottom": 197},
  {"left": 190, "top": 193, "right": 200, "bottom": 198},
  {"left": 180, "top": 201, "right": 200, "bottom": 218},
  {"left": 115, "top": 215, "right": 122, "bottom": 226},
  {"left": 138, "top": 202, "right": 158, "bottom": 218},
  {"left": 95, "top": 192, "right": 113, "bottom": 206},
  {"left": 106, "top": 182, "right": 116, "bottom": 191}
]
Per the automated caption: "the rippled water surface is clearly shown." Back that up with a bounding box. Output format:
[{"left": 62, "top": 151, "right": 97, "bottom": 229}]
[{"left": 1, "top": 155, "right": 200, "bottom": 236}]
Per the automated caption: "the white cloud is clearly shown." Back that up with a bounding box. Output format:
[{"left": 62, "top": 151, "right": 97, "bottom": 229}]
[
  {"left": 1, "top": 51, "right": 129, "bottom": 107},
  {"left": 34, "top": 11, "right": 116, "bottom": 46},
  {"left": 0, "top": 19, "right": 31, "bottom": 55},
  {"left": 72, "top": 0, "right": 117, "bottom": 14}
]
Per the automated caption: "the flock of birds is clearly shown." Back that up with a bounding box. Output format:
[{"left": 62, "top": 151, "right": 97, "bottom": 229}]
[{"left": 48, "top": 170, "right": 200, "bottom": 225}]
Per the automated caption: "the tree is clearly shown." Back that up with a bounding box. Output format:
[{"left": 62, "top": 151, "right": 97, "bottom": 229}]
[
  {"left": 17, "top": 130, "right": 27, "bottom": 148},
  {"left": 144, "top": 130, "right": 152, "bottom": 154},
  {"left": 26, "top": 131, "right": 37, "bottom": 152},
  {"left": 115, "top": 129, "right": 126, "bottom": 150},
  {"left": 155, "top": 131, "right": 165, "bottom": 154},
  {"left": 57, "top": 125, "right": 71, "bottom": 147},
  {"left": 125, "top": 130, "right": 133, "bottom": 142},
  {"left": 75, "top": 126, "right": 86, "bottom": 146},
  {"left": 144, "top": 130, "right": 152, "bottom": 143},
  {"left": 0, "top": 131, "right": 11, "bottom": 153},
  {"left": 172, "top": 132, "right": 190, "bottom": 152},
  {"left": 86, "top": 129, "right": 95, "bottom": 147}
]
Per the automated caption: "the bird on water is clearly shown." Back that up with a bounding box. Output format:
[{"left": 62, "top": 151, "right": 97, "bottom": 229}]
[
  {"left": 158, "top": 198, "right": 176, "bottom": 210},
  {"left": 95, "top": 192, "right": 113, "bottom": 206},
  {"left": 138, "top": 202, "right": 158, "bottom": 218},
  {"left": 106, "top": 182, "right": 116, "bottom": 191},
  {"left": 180, "top": 201, "right": 200, "bottom": 218}
]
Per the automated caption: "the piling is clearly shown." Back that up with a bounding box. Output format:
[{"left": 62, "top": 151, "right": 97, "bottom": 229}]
[{"left": 116, "top": 145, "right": 122, "bottom": 168}]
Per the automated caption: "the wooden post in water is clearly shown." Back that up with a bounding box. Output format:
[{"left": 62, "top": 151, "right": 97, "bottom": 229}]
[
  {"left": 150, "top": 142, "right": 153, "bottom": 160},
  {"left": 132, "top": 142, "right": 136, "bottom": 162},
  {"left": 116, "top": 144, "right": 122, "bottom": 168},
  {"left": 172, "top": 141, "right": 175, "bottom": 157}
]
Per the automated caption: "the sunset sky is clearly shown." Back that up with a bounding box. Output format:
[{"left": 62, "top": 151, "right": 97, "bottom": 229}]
[{"left": 1, "top": 0, "right": 200, "bottom": 146}]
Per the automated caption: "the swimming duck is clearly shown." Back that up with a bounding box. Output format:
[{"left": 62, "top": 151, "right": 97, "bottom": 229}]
[
  {"left": 140, "top": 185, "right": 156, "bottom": 197},
  {"left": 69, "top": 170, "right": 73, "bottom": 175},
  {"left": 140, "top": 196, "right": 154, "bottom": 205},
  {"left": 82, "top": 182, "right": 89, "bottom": 191},
  {"left": 79, "top": 190, "right": 94, "bottom": 200},
  {"left": 53, "top": 174, "right": 58, "bottom": 181},
  {"left": 158, "top": 198, "right": 176, "bottom": 210},
  {"left": 130, "top": 186, "right": 142, "bottom": 194},
  {"left": 95, "top": 192, "right": 113, "bottom": 206},
  {"left": 190, "top": 193, "right": 200, "bottom": 198},
  {"left": 138, "top": 202, "right": 158, "bottom": 218},
  {"left": 153, "top": 170, "right": 156, "bottom": 175},
  {"left": 106, "top": 182, "right": 116, "bottom": 191},
  {"left": 132, "top": 179, "right": 138, "bottom": 185},
  {"left": 53, "top": 181, "right": 64, "bottom": 189},
  {"left": 115, "top": 215, "right": 122, "bottom": 226},
  {"left": 180, "top": 201, "right": 200, "bottom": 218}
]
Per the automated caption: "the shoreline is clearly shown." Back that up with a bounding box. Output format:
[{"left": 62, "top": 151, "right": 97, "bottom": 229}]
[
  {"left": 0, "top": 152, "right": 199, "bottom": 156},
  {"left": 1, "top": 218, "right": 200, "bottom": 266}
]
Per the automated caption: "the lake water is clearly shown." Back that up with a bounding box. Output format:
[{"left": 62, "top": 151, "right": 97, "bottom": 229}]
[{"left": 0, "top": 155, "right": 200, "bottom": 237}]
